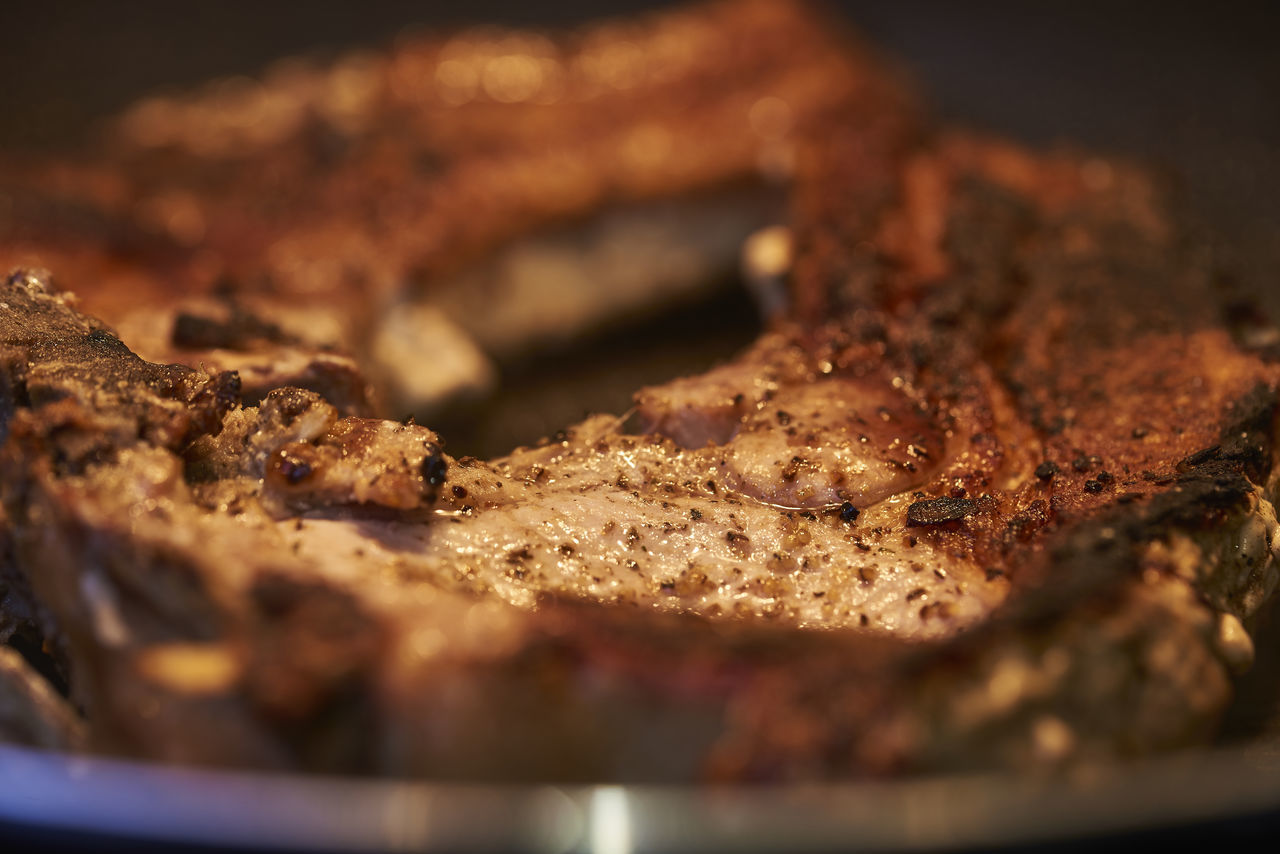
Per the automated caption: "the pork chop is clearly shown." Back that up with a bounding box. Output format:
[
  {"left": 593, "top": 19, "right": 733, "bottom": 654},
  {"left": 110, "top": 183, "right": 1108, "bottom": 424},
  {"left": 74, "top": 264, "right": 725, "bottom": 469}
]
[
  {"left": 2, "top": 0, "right": 917, "bottom": 420},
  {"left": 0, "top": 121, "right": 1276, "bottom": 779}
]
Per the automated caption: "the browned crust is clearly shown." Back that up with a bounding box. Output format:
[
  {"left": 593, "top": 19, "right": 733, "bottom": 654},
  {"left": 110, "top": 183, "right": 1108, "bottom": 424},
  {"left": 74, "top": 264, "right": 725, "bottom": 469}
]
[
  {"left": 80, "top": 0, "right": 919, "bottom": 319},
  {"left": 0, "top": 5, "right": 1277, "bottom": 782},
  {"left": 2, "top": 127, "right": 1277, "bottom": 780},
  {"left": 0, "top": 0, "right": 919, "bottom": 417}
]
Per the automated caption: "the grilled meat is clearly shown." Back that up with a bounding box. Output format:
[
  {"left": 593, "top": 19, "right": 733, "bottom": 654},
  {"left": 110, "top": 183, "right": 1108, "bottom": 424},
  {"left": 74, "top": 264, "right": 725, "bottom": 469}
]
[
  {"left": 0, "top": 111, "right": 1277, "bottom": 780},
  {"left": 0, "top": 0, "right": 925, "bottom": 763},
  {"left": 1, "top": 0, "right": 916, "bottom": 420},
  {"left": 0, "top": 158, "right": 376, "bottom": 415}
]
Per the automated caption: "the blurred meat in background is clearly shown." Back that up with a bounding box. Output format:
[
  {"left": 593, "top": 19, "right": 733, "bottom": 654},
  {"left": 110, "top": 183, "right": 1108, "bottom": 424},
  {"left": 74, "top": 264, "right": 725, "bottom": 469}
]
[{"left": 0, "top": 0, "right": 1276, "bottom": 460}]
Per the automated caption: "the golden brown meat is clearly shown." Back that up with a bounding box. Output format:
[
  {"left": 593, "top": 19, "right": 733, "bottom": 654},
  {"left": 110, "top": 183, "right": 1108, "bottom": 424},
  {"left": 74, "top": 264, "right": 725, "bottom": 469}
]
[
  {"left": 0, "top": 115, "right": 1276, "bottom": 780},
  {"left": 0, "top": 0, "right": 918, "bottom": 419}
]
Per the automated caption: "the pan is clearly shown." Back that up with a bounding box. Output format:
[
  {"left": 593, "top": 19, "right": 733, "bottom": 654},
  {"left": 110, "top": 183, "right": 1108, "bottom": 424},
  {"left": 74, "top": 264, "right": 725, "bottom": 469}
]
[{"left": 0, "top": 1, "right": 1277, "bottom": 850}]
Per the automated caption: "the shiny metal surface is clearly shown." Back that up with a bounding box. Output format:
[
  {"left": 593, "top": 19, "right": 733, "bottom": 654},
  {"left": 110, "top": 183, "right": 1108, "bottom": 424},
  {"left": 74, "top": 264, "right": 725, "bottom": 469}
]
[{"left": 3, "top": 742, "right": 1280, "bottom": 852}]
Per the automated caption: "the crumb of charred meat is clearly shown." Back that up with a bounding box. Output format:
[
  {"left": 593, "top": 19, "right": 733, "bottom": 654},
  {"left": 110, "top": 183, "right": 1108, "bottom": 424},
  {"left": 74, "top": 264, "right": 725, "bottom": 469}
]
[
  {"left": 907, "top": 497, "right": 977, "bottom": 526},
  {"left": 261, "top": 418, "right": 446, "bottom": 516}
]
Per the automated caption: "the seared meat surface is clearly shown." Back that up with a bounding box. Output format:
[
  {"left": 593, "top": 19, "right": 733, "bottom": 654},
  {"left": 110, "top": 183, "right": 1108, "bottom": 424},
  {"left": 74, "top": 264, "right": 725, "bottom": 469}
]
[
  {"left": 0, "top": 0, "right": 917, "bottom": 419},
  {"left": 0, "top": 158, "right": 376, "bottom": 415},
  {"left": 0, "top": 111, "right": 1277, "bottom": 779},
  {"left": 0, "top": 0, "right": 1278, "bottom": 783}
]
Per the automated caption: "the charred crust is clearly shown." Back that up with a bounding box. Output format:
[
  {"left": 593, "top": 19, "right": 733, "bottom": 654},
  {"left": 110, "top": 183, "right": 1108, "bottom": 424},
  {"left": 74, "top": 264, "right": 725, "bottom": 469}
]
[
  {"left": 1172, "top": 386, "right": 1278, "bottom": 485},
  {"left": 1004, "top": 500, "right": 1051, "bottom": 544},
  {"left": 171, "top": 305, "right": 295, "bottom": 352},
  {"left": 0, "top": 275, "right": 245, "bottom": 464},
  {"left": 1034, "top": 461, "right": 1059, "bottom": 480},
  {"left": 906, "top": 496, "right": 976, "bottom": 526},
  {"left": 964, "top": 386, "right": 1279, "bottom": 643},
  {"left": 84, "top": 328, "right": 123, "bottom": 350},
  {"left": 1177, "top": 445, "right": 1222, "bottom": 471},
  {"left": 1214, "top": 384, "right": 1279, "bottom": 483},
  {"left": 185, "top": 370, "right": 241, "bottom": 440},
  {"left": 261, "top": 387, "right": 324, "bottom": 427}
]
